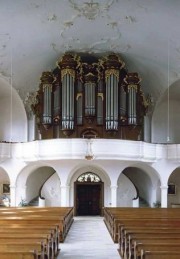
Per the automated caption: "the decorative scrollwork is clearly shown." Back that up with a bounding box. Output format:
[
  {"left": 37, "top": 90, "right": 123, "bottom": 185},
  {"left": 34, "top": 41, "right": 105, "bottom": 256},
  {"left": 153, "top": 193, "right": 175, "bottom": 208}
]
[
  {"left": 105, "top": 69, "right": 119, "bottom": 81},
  {"left": 61, "top": 68, "right": 75, "bottom": 79},
  {"left": 77, "top": 172, "right": 101, "bottom": 182}
]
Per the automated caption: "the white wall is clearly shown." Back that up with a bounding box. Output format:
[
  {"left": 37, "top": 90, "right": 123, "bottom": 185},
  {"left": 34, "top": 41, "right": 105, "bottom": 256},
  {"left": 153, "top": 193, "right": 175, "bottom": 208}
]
[
  {"left": 152, "top": 99, "right": 180, "bottom": 144},
  {"left": 41, "top": 174, "right": 61, "bottom": 206},
  {"left": 0, "top": 79, "right": 27, "bottom": 142},
  {"left": 117, "top": 173, "right": 136, "bottom": 207},
  {"left": 124, "top": 167, "right": 153, "bottom": 206},
  {"left": 25, "top": 167, "right": 55, "bottom": 203}
]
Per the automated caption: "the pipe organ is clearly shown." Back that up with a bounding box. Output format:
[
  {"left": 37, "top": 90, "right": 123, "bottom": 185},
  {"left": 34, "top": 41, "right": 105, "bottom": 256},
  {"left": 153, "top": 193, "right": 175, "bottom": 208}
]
[{"left": 33, "top": 53, "right": 148, "bottom": 140}]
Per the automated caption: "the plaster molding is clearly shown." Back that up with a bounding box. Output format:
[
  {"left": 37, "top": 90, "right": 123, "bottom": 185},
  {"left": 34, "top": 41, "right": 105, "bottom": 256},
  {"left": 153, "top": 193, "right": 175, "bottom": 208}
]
[
  {"left": 24, "top": 91, "right": 38, "bottom": 119},
  {"left": 69, "top": 0, "right": 115, "bottom": 20}
]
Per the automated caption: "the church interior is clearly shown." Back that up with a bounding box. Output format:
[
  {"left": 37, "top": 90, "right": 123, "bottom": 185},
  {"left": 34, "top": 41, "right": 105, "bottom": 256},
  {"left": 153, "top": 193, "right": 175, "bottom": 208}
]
[{"left": 0, "top": 1, "right": 180, "bottom": 258}]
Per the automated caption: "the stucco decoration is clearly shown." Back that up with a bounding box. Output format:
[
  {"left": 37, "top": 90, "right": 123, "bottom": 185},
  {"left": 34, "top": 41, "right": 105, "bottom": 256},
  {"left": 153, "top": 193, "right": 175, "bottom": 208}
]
[
  {"left": 24, "top": 92, "right": 38, "bottom": 119},
  {"left": 69, "top": 0, "right": 115, "bottom": 20},
  {"left": 0, "top": 34, "right": 11, "bottom": 81},
  {"left": 59, "top": 0, "right": 122, "bottom": 53}
]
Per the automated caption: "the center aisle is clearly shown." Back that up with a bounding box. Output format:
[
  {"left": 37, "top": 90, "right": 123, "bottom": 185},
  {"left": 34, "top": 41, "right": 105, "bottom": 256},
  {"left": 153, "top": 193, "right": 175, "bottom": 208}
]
[{"left": 58, "top": 216, "right": 120, "bottom": 259}]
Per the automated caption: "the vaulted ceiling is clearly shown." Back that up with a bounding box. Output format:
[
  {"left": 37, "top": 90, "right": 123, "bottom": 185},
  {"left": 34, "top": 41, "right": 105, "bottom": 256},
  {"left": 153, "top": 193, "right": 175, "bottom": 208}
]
[{"left": 0, "top": 0, "right": 180, "bottom": 107}]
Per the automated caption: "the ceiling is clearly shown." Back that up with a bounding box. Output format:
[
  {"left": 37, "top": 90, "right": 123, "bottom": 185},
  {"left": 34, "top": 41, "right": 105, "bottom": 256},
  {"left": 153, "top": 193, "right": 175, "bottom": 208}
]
[{"left": 0, "top": 0, "right": 180, "bottom": 106}]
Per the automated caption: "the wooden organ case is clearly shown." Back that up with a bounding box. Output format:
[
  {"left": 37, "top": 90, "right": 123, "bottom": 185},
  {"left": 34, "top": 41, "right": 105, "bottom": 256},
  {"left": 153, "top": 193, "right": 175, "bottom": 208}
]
[{"left": 33, "top": 53, "right": 147, "bottom": 140}]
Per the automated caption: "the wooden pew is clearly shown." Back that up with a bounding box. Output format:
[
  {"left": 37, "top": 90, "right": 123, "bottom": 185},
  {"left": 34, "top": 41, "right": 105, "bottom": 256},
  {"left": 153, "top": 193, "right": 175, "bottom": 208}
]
[
  {"left": 0, "top": 206, "right": 74, "bottom": 241},
  {"left": 127, "top": 234, "right": 180, "bottom": 259},
  {"left": 104, "top": 207, "right": 180, "bottom": 259},
  {"left": 104, "top": 207, "right": 180, "bottom": 242},
  {"left": 0, "top": 207, "right": 74, "bottom": 257},
  {"left": 0, "top": 207, "right": 74, "bottom": 258},
  {"left": 0, "top": 228, "right": 57, "bottom": 258},
  {"left": 0, "top": 243, "right": 45, "bottom": 258},
  {"left": 0, "top": 251, "right": 39, "bottom": 259},
  {"left": 0, "top": 238, "right": 51, "bottom": 259},
  {"left": 136, "top": 243, "right": 180, "bottom": 259},
  {"left": 119, "top": 227, "right": 180, "bottom": 258},
  {"left": 0, "top": 215, "right": 67, "bottom": 242},
  {"left": 140, "top": 250, "right": 180, "bottom": 259}
]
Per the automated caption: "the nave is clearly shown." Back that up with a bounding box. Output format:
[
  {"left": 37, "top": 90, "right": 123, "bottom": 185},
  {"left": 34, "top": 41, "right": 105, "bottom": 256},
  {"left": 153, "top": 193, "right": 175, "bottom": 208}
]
[{"left": 58, "top": 217, "right": 120, "bottom": 259}]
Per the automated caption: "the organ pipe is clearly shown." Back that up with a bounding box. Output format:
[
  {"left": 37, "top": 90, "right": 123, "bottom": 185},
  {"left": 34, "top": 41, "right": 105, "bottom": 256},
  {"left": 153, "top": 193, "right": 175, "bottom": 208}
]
[
  {"left": 39, "top": 71, "right": 54, "bottom": 130},
  {"left": 85, "top": 82, "right": 96, "bottom": 116},
  {"left": 34, "top": 53, "right": 148, "bottom": 140},
  {"left": 119, "top": 85, "right": 127, "bottom": 122},
  {"left": 61, "top": 69, "right": 75, "bottom": 130},
  {"left": 128, "top": 85, "right": 137, "bottom": 124},
  {"left": 43, "top": 84, "right": 52, "bottom": 124},
  {"left": 105, "top": 70, "right": 119, "bottom": 130}
]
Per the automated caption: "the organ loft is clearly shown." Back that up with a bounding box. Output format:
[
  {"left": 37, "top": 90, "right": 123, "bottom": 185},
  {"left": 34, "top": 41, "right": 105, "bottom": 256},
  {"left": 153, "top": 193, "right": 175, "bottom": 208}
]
[{"left": 33, "top": 53, "right": 148, "bottom": 140}]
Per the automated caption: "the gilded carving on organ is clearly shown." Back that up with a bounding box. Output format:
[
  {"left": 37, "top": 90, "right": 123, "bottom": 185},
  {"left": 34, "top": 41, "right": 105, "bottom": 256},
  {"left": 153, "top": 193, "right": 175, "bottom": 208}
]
[{"left": 33, "top": 52, "right": 148, "bottom": 140}]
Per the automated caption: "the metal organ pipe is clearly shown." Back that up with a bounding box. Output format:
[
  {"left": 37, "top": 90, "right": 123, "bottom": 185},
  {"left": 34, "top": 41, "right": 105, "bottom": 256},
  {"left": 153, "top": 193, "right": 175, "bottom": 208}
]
[
  {"left": 128, "top": 85, "right": 137, "bottom": 124},
  {"left": 120, "top": 86, "right": 126, "bottom": 118},
  {"left": 62, "top": 71, "right": 75, "bottom": 130},
  {"left": 106, "top": 72, "right": 118, "bottom": 130},
  {"left": 85, "top": 83, "right": 95, "bottom": 116},
  {"left": 43, "top": 84, "right": 52, "bottom": 124}
]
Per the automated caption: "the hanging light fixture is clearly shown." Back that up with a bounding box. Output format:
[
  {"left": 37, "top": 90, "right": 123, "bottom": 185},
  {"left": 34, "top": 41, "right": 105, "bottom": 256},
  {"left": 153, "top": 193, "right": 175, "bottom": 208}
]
[{"left": 167, "top": 39, "right": 170, "bottom": 143}]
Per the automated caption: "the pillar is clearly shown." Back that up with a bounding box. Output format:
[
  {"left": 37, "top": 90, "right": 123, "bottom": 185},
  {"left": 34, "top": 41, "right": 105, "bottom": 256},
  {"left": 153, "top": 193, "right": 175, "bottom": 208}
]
[
  {"left": 10, "top": 185, "right": 16, "bottom": 207},
  {"left": 39, "top": 197, "right": 45, "bottom": 207},
  {"left": 144, "top": 115, "right": 151, "bottom": 143},
  {"left": 110, "top": 185, "right": 118, "bottom": 207},
  {"left": 132, "top": 197, "right": 139, "bottom": 207},
  {"left": 61, "top": 185, "right": 70, "bottom": 206},
  {"left": 160, "top": 186, "right": 168, "bottom": 208}
]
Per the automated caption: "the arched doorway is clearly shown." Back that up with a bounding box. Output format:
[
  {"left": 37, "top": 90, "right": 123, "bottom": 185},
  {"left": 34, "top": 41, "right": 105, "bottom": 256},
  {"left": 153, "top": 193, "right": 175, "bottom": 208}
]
[{"left": 74, "top": 172, "right": 104, "bottom": 216}]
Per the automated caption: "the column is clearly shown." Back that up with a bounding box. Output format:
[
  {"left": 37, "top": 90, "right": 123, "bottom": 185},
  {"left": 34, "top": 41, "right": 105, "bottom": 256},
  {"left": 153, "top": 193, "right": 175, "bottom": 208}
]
[
  {"left": 10, "top": 185, "right": 16, "bottom": 207},
  {"left": 28, "top": 114, "right": 36, "bottom": 141},
  {"left": 110, "top": 185, "right": 118, "bottom": 207},
  {"left": 61, "top": 185, "right": 70, "bottom": 206},
  {"left": 132, "top": 197, "right": 139, "bottom": 207},
  {"left": 144, "top": 115, "right": 152, "bottom": 143},
  {"left": 160, "top": 186, "right": 168, "bottom": 208}
]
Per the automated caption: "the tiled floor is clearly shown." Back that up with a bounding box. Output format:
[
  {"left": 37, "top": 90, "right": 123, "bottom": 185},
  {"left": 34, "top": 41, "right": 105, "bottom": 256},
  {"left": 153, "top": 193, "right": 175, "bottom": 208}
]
[{"left": 57, "top": 216, "right": 120, "bottom": 259}]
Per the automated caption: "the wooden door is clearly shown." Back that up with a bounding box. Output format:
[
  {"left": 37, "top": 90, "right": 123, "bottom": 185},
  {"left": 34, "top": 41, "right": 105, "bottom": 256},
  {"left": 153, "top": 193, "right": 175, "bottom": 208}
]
[{"left": 76, "top": 184, "right": 101, "bottom": 216}]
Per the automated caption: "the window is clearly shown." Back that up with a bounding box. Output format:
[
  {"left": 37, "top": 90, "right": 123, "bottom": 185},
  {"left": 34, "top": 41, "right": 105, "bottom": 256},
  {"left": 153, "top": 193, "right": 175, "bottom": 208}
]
[
  {"left": 168, "top": 183, "right": 176, "bottom": 195},
  {"left": 3, "top": 184, "right": 10, "bottom": 194}
]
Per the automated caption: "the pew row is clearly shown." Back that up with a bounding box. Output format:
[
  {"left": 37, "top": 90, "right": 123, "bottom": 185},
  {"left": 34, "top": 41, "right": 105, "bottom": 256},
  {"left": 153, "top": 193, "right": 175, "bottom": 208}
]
[
  {"left": 0, "top": 206, "right": 74, "bottom": 259},
  {"left": 104, "top": 207, "right": 180, "bottom": 259}
]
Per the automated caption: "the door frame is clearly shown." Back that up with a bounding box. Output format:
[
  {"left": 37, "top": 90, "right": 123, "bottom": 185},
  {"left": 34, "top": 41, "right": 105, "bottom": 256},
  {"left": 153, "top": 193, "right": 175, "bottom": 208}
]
[{"left": 74, "top": 181, "right": 104, "bottom": 216}]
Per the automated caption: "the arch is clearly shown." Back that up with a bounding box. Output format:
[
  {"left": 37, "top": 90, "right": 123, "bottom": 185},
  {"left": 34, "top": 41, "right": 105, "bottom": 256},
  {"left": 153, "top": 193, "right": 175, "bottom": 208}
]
[
  {"left": 67, "top": 164, "right": 111, "bottom": 186},
  {"left": 0, "top": 166, "right": 10, "bottom": 206},
  {"left": 118, "top": 162, "right": 161, "bottom": 207},
  {"left": 167, "top": 166, "right": 180, "bottom": 208},
  {"left": 15, "top": 162, "right": 59, "bottom": 206},
  {"left": 68, "top": 164, "right": 111, "bottom": 210},
  {"left": 77, "top": 172, "right": 101, "bottom": 182}
]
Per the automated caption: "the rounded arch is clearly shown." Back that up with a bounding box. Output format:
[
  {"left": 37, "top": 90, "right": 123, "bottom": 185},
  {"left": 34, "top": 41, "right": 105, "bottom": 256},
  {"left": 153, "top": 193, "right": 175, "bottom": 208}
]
[
  {"left": 67, "top": 164, "right": 111, "bottom": 186},
  {"left": 77, "top": 172, "right": 102, "bottom": 182},
  {"left": 68, "top": 164, "right": 111, "bottom": 209},
  {"left": 0, "top": 166, "right": 10, "bottom": 206},
  {"left": 15, "top": 162, "right": 58, "bottom": 206},
  {"left": 167, "top": 166, "right": 180, "bottom": 208},
  {"left": 0, "top": 77, "right": 27, "bottom": 142},
  {"left": 118, "top": 162, "right": 161, "bottom": 207}
]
